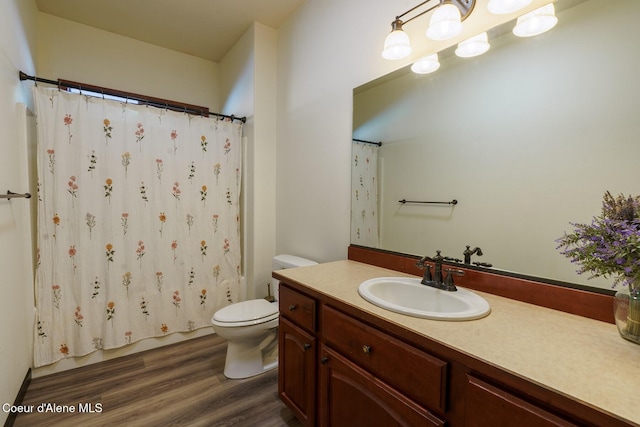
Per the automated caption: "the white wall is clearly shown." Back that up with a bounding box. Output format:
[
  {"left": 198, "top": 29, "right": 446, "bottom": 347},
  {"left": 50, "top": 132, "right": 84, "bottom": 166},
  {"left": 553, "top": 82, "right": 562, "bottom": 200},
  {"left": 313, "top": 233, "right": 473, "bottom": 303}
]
[
  {"left": 0, "top": 0, "right": 38, "bottom": 423},
  {"left": 37, "top": 14, "right": 220, "bottom": 110},
  {"left": 275, "top": 0, "right": 410, "bottom": 263},
  {"left": 220, "top": 23, "right": 278, "bottom": 300},
  {"left": 250, "top": 24, "right": 277, "bottom": 299}
]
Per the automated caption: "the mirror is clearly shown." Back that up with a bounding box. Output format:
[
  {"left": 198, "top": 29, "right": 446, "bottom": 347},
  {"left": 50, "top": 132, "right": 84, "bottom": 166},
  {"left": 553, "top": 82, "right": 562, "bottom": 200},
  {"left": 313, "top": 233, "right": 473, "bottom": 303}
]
[{"left": 352, "top": 0, "right": 640, "bottom": 291}]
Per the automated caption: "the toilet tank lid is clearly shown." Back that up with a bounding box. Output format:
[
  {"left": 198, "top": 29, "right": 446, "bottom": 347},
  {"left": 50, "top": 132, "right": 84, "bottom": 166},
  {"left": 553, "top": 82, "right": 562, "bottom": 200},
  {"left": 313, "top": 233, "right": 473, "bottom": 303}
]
[
  {"left": 213, "top": 299, "right": 278, "bottom": 323},
  {"left": 273, "top": 254, "right": 318, "bottom": 269}
]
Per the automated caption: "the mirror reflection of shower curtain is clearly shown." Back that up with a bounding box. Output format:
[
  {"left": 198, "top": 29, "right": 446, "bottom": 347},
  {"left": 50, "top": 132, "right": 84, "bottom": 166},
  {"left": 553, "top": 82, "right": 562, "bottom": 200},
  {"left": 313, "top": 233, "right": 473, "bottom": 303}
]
[
  {"left": 32, "top": 87, "right": 243, "bottom": 367},
  {"left": 351, "top": 141, "right": 379, "bottom": 248}
]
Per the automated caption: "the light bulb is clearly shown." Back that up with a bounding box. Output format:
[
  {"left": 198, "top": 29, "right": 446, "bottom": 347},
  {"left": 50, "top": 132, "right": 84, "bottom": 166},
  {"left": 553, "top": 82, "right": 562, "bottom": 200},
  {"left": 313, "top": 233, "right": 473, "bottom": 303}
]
[
  {"left": 411, "top": 54, "right": 440, "bottom": 74},
  {"left": 455, "top": 32, "right": 490, "bottom": 58},
  {"left": 426, "top": 3, "right": 463, "bottom": 41},
  {"left": 513, "top": 3, "right": 558, "bottom": 37},
  {"left": 382, "top": 19, "right": 412, "bottom": 60}
]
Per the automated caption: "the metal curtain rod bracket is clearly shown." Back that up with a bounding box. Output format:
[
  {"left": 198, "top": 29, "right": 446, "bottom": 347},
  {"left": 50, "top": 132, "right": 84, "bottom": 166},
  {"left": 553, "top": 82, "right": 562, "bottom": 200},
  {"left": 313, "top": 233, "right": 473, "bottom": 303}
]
[
  {"left": 1, "top": 191, "right": 32, "bottom": 200},
  {"left": 353, "top": 138, "right": 382, "bottom": 146},
  {"left": 399, "top": 199, "right": 457, "bottom": 205},
  {"left": 19, "top": 71, "right": 247, "bottom": 124}
]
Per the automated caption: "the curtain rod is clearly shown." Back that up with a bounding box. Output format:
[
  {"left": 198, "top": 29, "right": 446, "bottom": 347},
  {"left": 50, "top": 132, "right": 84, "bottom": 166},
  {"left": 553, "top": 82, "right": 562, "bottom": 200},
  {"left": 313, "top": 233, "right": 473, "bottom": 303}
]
[
  {"left": 352, "top": 138, "right": 382, "bottom": 146},
  {"left": 19, "top": 71, "right": 246, "bottom": 124}
]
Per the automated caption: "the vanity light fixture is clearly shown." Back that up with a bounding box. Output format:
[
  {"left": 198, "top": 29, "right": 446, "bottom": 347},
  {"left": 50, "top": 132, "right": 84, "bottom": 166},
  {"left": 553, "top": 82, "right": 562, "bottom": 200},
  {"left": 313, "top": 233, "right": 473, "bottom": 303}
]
[
  {"left": 404, "top": 1, "right": 558, "bottom": 74},
  {"left": 513, "top": 3, "right": 558, "bottom": 37},
  {"left": 382, "top": 0, "right": 476, "bottom": 60},
  {"left": 455, "top": 32, "right": 490, "bottom": 57},
  {"left": 426, "top": 3, "right": 463, "bottom": 41},
  {"left": 382, "top": 19, "right": 413, "bottom": 60},
  {"left": 411, "top": 53, "right": 441, "bottom": 74},
  {"left": 487, "top": 0, "right": 532, "bottom": 15}
]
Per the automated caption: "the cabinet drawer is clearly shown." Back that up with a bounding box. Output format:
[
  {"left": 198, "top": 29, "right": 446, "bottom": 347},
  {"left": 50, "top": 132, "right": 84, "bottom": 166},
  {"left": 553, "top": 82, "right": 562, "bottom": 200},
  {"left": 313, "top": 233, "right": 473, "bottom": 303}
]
[
  {"left": 279, "top": 284, "right": 316, "bottom": 333},
  {"left": 322, "top": 305, "right": 447, "bottom": 413}
]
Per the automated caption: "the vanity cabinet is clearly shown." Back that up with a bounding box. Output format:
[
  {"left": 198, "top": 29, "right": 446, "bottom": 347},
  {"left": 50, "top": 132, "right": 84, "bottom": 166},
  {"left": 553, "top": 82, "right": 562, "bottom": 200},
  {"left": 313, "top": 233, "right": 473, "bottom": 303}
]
[
  {"left": 277, "top": 277, "right": 632, "bottom": 427},
  {"left": 279, "top": 283, "right": 446, "bottom": 426}
]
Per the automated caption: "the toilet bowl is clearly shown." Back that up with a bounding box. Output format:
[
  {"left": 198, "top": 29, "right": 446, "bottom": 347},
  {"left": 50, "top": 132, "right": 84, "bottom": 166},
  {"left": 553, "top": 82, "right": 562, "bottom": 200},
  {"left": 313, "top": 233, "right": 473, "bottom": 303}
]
[
  {"left": 212, "top": 299, "right": 279, "bottom": 379},
  {"left": 211, "top": 254, "right": 317, "bottom": 379}
]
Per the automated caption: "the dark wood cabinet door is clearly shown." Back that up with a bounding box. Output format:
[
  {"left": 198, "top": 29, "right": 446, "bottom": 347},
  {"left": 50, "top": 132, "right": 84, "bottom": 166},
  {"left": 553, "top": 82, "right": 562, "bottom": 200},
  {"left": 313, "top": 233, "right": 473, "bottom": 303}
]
[
  {"left": 464, "top": 375, "right": 578, "bottom": 427},
  {"left": 318, "top": 345, "right": 445, "bottom": 427},
  {"left": 279, "top": 317, "right": 316, "bottom": 426}
]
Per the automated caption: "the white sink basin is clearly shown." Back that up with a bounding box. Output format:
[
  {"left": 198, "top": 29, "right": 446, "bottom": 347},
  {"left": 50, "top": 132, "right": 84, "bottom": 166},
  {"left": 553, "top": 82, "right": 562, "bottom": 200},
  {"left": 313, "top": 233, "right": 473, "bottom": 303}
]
[{"left": 358, "top": 277, "right": 490, "bottom": 321}]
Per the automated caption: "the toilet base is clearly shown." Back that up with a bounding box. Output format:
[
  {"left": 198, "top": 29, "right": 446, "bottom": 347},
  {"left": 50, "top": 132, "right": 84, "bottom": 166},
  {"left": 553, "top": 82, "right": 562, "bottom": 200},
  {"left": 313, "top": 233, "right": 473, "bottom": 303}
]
[{"left": 223, "top": 330, "right": 278, "bottom": 379}]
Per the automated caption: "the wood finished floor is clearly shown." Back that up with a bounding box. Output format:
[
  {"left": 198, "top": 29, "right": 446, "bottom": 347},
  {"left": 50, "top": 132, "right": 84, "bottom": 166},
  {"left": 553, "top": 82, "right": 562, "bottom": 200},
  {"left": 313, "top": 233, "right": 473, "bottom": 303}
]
[{"left": 13, "top": 334, "right": 302, "bottom": 427}]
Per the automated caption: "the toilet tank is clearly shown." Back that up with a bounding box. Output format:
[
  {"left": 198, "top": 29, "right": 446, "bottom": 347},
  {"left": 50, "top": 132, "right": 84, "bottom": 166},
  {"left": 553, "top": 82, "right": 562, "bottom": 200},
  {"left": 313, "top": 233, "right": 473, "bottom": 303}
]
[
  {"left": 272, "top": 254, "right": 318, "bottom": 271},
  {"left": 271, "top": 255, "right": 317, "bottom": 300}
]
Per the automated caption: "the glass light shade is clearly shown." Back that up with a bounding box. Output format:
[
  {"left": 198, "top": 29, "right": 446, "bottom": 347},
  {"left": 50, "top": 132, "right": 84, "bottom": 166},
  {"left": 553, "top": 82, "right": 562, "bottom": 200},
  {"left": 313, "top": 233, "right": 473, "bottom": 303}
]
[
  {"left": 382, "top": 29, "right": 412, "bottom": 60},
  {"left": 455, "top": 32, "right": 490, "bottom": 58},
  {"left": 487, "top": 0, "right": 532, "bottom": 15},
  {"left": 426, "top": 3, "right": 463, "bottom": 41},
  {"left": 411, "top": 54, "right": 440, "bottom": 74},
  {"left": 513, "top": 3, "right": 558, "bottom": 37}
]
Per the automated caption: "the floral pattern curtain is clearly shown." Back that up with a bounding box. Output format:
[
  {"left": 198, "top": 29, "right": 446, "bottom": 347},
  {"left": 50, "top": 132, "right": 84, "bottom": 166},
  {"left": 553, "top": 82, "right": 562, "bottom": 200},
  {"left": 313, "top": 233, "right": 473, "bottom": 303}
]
[
  {"left": 350, "top": 141, "right": 379, "bottom": 248},
  {"left": 33, "top": 87, "right": 243, "bottom": 367}
]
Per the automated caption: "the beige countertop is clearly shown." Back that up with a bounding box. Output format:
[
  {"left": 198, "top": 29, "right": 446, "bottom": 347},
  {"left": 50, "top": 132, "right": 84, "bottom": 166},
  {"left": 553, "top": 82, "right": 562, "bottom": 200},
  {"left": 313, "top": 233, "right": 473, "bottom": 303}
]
[{"left": 275, "top": 260, "right": 640, "bottom": 425}]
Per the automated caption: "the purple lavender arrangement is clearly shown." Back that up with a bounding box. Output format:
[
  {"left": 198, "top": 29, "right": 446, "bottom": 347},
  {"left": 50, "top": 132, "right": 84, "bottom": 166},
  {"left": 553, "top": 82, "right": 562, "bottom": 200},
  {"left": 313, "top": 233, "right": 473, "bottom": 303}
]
[{"left": 557, "top": 191, "right": 640, "bottom": 341}]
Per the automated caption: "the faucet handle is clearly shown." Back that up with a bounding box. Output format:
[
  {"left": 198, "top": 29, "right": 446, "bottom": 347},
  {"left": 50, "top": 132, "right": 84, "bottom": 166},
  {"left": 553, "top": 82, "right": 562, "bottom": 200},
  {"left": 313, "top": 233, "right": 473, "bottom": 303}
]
[
  {"left": 443, "top": 268, "right": 465, "bottom": 291},
  {"left": 422, "top": 265, "right": 432, "bottom": 282},
  {"left": 473, "top": 261, "right": 493, "bottom": 268},
  {"left": 417, "top": 258, "right": 434, "bottom": 285},
  {"left": 445, "top": 268, "right": 465, "bottom": 278}
]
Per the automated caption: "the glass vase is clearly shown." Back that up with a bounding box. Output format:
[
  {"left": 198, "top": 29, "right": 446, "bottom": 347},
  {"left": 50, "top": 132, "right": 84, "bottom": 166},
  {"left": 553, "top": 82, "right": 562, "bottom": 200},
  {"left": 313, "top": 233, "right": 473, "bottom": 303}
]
[{"left": 614, "top": 285, "right": 640, "bottom": 344}]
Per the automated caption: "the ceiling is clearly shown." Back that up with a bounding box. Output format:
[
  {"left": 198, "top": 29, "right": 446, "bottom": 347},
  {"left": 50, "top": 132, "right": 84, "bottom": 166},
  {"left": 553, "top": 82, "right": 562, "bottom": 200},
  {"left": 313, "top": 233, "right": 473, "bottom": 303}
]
[{"left": 35, "top": 0, "right": 305, "bottom": 62}]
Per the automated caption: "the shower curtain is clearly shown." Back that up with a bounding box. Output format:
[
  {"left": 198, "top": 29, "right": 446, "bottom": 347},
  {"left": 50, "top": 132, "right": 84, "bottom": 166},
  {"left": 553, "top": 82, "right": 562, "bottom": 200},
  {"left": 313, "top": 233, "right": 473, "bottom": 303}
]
[
  {"left": 350, "top": 141, "right": 379, "bottom": 248},
  {"left": 33, "top": 87, "right": 243, "bottom": 367}
]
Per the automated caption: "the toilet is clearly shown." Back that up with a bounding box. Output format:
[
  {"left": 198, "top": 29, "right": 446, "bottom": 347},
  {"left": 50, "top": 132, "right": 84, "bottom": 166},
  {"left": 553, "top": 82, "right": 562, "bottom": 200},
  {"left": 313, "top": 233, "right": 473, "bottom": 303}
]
[{"left": 211, "top": 254, "right": 317, "bottom": 379}]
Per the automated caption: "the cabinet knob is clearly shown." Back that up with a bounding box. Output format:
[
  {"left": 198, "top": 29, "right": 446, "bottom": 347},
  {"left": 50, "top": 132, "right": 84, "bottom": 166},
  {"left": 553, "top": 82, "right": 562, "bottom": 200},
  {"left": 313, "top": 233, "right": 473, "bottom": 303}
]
[
  {"left": 303, "top": 343, "right": 311, "bottom": 351},
  {"left": 288, "top": 304, "right": 297, "bottom": 311},
  {"left": 320, "top": 356, "right": 329, "bottom": 364},
  {"left": 362, "top": 345, "right": 372, "bottom": 354}
]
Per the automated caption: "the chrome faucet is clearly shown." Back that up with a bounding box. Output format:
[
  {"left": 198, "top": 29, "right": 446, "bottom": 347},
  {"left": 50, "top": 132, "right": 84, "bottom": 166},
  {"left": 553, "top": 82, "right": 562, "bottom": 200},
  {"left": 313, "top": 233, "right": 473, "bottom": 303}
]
[{"left": 416, "top": 250, "right": 464, "bottom": 292}]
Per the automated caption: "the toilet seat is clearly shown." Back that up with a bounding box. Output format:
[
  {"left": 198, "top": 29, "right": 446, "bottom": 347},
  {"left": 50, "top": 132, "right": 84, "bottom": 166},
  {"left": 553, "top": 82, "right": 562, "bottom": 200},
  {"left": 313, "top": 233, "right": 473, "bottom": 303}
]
[{"left": 212, "top": 299, "right": 278, "bottom": 327}]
